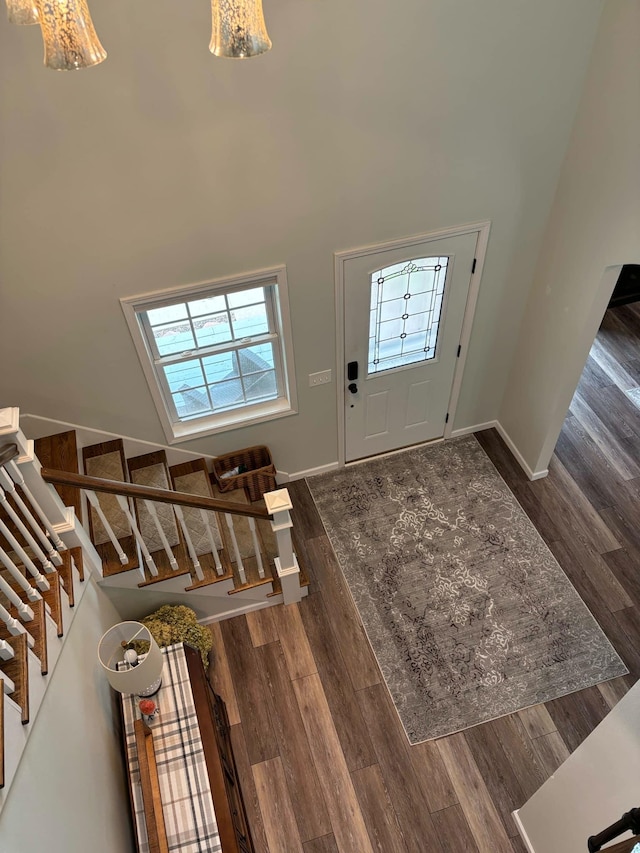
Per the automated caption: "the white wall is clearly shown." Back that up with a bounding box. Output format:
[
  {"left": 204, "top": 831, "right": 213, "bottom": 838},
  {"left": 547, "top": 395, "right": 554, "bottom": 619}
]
[
  {"left": 0, "top": 580, "right": 135, "bottom": 853},
  {"left": 500, "top": 0, "right": 640, "bottom": 475},
  {"left": 0, "top": 0, "right": 603, "bottom": 474},
  {"left": 515, "top": 680, "right": 640, "bottom": 852}
]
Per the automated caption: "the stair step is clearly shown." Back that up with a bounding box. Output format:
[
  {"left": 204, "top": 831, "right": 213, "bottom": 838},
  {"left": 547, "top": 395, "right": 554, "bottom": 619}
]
[
  {"left": 0, "top": 633, "right": 28, "bottom": 723},
  {"left": 70, "top": 546, "right": 84, "bottom": 583},
  {"left": 82, "top": 440, "right": 140, "bottom": 577},
  {"left": 0, "top": 572, "right": 48, "bottom": 675},
  {"left": 127, "top": 451, "right": 191, "bottom": 587},
  {"left": 169, "top": 460, "right": 233, "bottom": 589},
  {"left": 207, "top": 480, "right": 277, "bottom": 593},
  {"left": 227, "top": 555, "right": 275, "bottom": 595},
  {"left": 37, "top": 570, "right": 63, "bottom": 638},
  {"left": 34, "top": 430, "right": 82, "bottom": 523},
  {"left": 11, "top": 599, "right": 47, "bottom": 675},
  {"left": 183, "top": 549, "right": 234, "bottom": 592},
  {"left": 55, "top": 549, "right": 74, "bottom": 608}
]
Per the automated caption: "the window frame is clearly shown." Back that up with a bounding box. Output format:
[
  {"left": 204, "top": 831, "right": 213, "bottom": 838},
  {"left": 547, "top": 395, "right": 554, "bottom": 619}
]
[{"left": 121, "top": 266, "right": 298, "bottom": 444}]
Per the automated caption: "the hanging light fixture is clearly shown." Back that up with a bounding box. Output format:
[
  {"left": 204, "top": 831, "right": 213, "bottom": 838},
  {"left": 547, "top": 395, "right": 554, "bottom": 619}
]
[
  {"left": 5, "top": 0, "right": 39, "bottom": 26},
  {"left": 36, "top": 0, "right": 107, "bottom": 70},
  {"left": 209, "top": 0, "right": 271, "bottom": 58},
  {"left": 7, "top": 0, "right": 272, "bottom": 70}
]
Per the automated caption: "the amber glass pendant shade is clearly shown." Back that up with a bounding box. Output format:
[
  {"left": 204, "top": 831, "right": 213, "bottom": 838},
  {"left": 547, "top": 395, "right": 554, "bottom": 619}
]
[
  {"left": 6, "top": 0, "right": 39, "bottom": 25},
  {"left": 37, "top": 0, "right": 107, "bottom": 70},
  {"left": 209, "top": 0, "right": 272, "bottom": 58}
]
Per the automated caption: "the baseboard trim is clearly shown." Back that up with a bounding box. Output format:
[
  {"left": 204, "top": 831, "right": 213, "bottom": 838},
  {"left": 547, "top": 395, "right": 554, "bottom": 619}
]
[
  {"left": 494, "top": 422, "right": 549, "bottom": 481},
  {"left": 452, "top": 420, "right": 548, "bottom": 482},
  {"left": 450, "top": 420, "right": 498, "bottom": 438},
  {"left": 280, "top": 424, "right": 549, "bottom": 485},
  {"left": 198, "top": 596, "right": 284, "bottom": 623},
  {"left": 278, "top": 461, "right": 341, "bottom": 482},
  {"left": 512, "top": 809, "right": 536, "bottom": 853}
]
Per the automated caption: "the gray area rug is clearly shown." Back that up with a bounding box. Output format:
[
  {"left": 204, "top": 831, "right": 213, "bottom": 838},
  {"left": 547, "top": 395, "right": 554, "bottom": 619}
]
[{"left": 307, "top": 436, "right": 626, "bottom": 742}]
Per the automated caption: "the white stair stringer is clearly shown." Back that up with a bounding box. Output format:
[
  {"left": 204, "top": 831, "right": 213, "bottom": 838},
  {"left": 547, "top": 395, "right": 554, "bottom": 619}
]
[{"left": 2, "top": 694, "right": 28, "bottom": 797}]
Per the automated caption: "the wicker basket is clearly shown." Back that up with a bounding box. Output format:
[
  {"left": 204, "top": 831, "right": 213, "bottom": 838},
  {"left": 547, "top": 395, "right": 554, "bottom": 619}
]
[{"left": 212, "top": 445, "right": 277, "bottom": 502}]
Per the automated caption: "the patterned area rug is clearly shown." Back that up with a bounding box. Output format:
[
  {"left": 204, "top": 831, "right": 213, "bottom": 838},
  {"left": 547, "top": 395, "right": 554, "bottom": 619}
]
[{"left": 307, "top": 436, "right": 626, "bottom": 743}]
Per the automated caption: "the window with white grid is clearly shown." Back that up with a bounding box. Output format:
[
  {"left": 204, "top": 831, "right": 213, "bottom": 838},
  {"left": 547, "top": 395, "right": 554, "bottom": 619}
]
[{"left": 121, "top": 267, "right": 297, "bottom": 442}]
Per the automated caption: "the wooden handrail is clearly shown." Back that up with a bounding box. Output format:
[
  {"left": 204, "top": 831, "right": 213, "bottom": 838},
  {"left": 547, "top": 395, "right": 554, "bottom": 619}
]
[{"left": 40, "top": 467, "right": 270, "bottom": 520}]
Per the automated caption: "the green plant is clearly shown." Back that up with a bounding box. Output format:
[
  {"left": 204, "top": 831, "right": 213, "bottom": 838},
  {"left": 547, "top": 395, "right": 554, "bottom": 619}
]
[{"left": 141, "top": 605, "right": 213, "bottom": 667}]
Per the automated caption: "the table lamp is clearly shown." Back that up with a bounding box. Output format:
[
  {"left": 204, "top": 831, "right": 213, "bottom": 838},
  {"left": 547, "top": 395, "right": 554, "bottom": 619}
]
[{"left": 97, "top": 621, "right": 163, "bottom": 697}]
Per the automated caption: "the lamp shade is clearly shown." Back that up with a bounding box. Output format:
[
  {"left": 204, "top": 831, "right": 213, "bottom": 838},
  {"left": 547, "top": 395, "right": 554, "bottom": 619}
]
[{"left": 97, "top": 621, "right": 163, "bottom": 696}]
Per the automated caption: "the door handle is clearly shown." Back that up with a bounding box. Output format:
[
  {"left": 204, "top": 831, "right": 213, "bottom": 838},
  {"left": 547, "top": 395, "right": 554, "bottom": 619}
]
[{"left": 348, "top": 383, "right": 358, "bottom": 394}]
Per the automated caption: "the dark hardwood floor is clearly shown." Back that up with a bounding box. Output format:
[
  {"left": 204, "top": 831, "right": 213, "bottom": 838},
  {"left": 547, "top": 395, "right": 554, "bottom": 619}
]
[{"left": 206, "top": 302, "right": 640, "bottom": 853}]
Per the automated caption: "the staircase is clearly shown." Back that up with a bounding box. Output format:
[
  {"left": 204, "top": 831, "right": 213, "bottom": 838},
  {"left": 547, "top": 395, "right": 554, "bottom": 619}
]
[{"left": 0, "top": 406, "right": 308, "bottom": 812}]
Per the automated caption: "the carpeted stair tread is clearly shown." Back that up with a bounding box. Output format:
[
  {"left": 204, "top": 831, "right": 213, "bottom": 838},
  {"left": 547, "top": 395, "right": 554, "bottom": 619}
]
[
  {"left": 127, "top": 453, "right": 180, "bottom": 552},
  {"left": 83, "top": 449, "right": 131, "bottom": 544},
  {"left": 169, "top": 461, "right": 223, "bottom": 557},
  {"left": 127, "top": 451, "right": 191, "bottom": 586},
  {"left": 169, "top": 460, "right": 234, "bottom": 589},
  {"left": 82, "top": 440, "right": 139, "bottom": 577}
]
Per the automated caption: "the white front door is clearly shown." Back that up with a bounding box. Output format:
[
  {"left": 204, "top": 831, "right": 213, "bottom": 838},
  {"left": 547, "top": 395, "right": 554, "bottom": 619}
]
[{"left": 343, "top": 232, "right": 477, "bottom": 462}]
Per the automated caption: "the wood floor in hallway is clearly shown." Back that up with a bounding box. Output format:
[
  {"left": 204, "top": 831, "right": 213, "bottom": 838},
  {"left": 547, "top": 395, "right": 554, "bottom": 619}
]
[{"left": 206, "top": 302, "right": 640, "bottom": 853}]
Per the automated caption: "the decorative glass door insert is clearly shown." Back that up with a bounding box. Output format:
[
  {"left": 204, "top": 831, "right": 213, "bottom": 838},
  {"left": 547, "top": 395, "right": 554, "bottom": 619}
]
[{"left": 368, "top": 256, "right": 449, "bottom": 375}]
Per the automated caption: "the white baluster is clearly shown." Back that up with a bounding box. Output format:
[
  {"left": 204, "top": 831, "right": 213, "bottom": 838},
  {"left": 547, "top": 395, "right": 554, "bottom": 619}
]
[
  {"left": 0, "top": 517, "right": 50, "bottom": 592},
  {"left": 247, "top": 516, "right": 265, "bottom": 579},
  {"left": 264, "top": 488, "right": 302, "bottom": 605},
  {"left": 200, "top": 509, "right": 223, "bottom": 576},
  {"left": 0, "top": 600, "right": 34, "bottom": 649},
  {"left": 174, "top": 505, "right": 204, "bottom": 581},
  {"left": 85, "top": 490, "right": 129, "bottom": 565},
  {"left": 0, "top": 545, "right": 42, "bottom": 603},
  {"left": 2, "top": 673, "right": 15, "bottom": 695},
  {"left": 0, "top": 639, "right": 14, "bottom": 661},
  {"left": 115, "top": 495, "right": 157, "bottom": 578},
  {"left": 6, "top": 458, "right": 67, "bottom": 551},
  {"left": 0, "top": 573, "right": 34, "bottom": 621},
  {"left": 0, "top": 601, "right": 25, "bottom": 637},
  {"left": 225, "top": 514, "right": 246, "bottom": 585},
  {"left": 144, "top": 500, "right": 179, "bottom": 571},
  {"left": 0, "top": 483, "right": 54, "bottom": 573},
  {"left": 0, "top": 467, "right": 62, "bottom": 566}
]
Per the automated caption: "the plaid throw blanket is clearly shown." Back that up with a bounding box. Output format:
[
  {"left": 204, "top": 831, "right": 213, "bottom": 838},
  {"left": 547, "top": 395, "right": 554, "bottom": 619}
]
[{"left": 120, "top": 643, "right": 221, "bottom": 853}]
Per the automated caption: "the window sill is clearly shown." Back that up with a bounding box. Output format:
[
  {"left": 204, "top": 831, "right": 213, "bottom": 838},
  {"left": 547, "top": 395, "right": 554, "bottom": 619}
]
[{"left": 166, "top": 399, "right": 298, "bottom": 444}]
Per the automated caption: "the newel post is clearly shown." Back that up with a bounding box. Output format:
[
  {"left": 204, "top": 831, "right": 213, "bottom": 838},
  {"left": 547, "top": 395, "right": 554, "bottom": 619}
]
[{"left": 263, "top": 488, "right": 302, "bottom": 605}]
